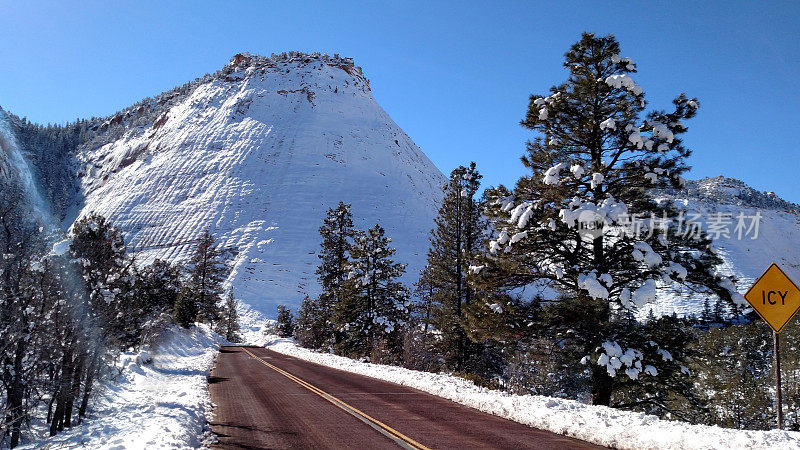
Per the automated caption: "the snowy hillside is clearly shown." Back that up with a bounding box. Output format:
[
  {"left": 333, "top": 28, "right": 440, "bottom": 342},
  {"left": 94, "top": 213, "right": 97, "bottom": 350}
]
[
  {"left": 57, "top": 52, "right": 445, "bottom": 317},
  {"left": 645, "top": 177, "right": 800, "bottom": 318},
  {"left": 5, "top": 53, "right": 798, "bottom": 322}
]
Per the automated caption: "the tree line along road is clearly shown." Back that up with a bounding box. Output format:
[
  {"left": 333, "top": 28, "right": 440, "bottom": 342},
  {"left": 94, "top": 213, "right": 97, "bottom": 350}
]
[{"left": 208, "top": 345, "right": 604, "bottom": 449}]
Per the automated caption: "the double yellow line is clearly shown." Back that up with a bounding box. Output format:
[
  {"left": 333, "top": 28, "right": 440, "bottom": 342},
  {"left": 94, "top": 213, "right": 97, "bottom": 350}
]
[{"left": 240, "top": 347, "right": 431, "bottom": 450}]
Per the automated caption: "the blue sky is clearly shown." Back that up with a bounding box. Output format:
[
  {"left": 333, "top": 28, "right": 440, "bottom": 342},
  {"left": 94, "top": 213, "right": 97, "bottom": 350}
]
[{"left": 1, "top": 1, "right": 798, "bottom": 202}]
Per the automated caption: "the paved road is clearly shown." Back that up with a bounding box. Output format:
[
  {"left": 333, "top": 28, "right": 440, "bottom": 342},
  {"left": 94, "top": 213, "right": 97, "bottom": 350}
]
[{"left": 208, "top": 345, "right": 603, "bottom": 449}]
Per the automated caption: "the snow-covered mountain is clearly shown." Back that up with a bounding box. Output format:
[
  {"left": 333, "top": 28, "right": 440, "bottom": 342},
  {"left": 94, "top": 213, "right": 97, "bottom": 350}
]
[
  {"left": 3, "top": 53, "right": 798, "bottom": 322},
  {"left": 682, "top": 176, "right": 798, "bottom": 211},
  {"left": 646, "top": 177, "right": 800, "bottom": 318},
  {"left": 3, "top": 52, "right": 446, "bottom": 317}
]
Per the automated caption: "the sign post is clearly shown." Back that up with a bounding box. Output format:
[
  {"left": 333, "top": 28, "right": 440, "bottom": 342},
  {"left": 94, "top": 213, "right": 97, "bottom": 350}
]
[
  {"left": 774, "top": 332, "right": 782, "bottom": 430},
  {"left": 743, "top": 263, "right": 800, "bottom": 430}
]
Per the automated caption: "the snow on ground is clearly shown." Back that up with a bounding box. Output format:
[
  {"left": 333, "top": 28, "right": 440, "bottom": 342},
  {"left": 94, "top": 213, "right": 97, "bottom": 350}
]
[
  {"left": 263, "top": 335, "right": 800, "bottom": 450},
  {"left": 238, "top": 302, "right": 275, "bottom": 344},
  {"left": 19, "top": 324, "right": 223, "bottom": 449}
]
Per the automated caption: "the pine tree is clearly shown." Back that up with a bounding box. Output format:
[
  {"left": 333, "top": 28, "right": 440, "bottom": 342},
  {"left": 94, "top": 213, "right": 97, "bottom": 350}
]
[
  {"left": 125, "top": 259, "right": 182, "bottom": 349},
  {"left": 419, "top": 163, "right": 486, "bottom": 371},
  {"left": 216, "top": 291, "right": 241, "bottom": 342},
  {"left": 173, "top": 286, "right": 198, "bottom": 329},
  {"left": 185, "top": 230, "right": 227, "bottom": 329},
  {"left": 335, "top": 225, "right": 408, "bottom": 360},
  {"left": 134, "top": 259, "right": 182, "bottom": 316},
  {"left": 475, "top": 33, "right": 738, "bottom": 406},
  {"left": 413, "top": 268, "right": 435, "bottom": 335},
  {"left": 700, "top": 298, "right": 712, "bottom": 325},
  {"left": 133, "top": 259, "right": 182, "bottom": 340},
  {"left": 315, "top": 202, "right": 355, "bottom": 347},
  {"left": 68, "top": 213, "right": 134, "bottom": 424},
  {"left": 0, "top": 191, "right": 152, "bottom": 443},
  {"left": 276, "top": 305, "right": 295, "bottom": 338},
  {"left": 694, "top": 322, "right": 773, "bottom": 429},
  {"left": 70, "top": 213, "right": 134, "bottom": 347},
  {"left": 712, "top": 298, "right": 725, "bottom": 324},
  {"left": 294, "top": 295, "right": 327, "bottom": 349}
]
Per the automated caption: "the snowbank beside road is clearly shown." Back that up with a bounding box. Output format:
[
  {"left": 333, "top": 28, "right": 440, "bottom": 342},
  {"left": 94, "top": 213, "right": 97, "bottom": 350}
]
[
  {"left": 264, "top": 335, "right": 800, "bottom": 450},
  {"left": 20, "top": 325, "right": 222, "bottom": 449}
]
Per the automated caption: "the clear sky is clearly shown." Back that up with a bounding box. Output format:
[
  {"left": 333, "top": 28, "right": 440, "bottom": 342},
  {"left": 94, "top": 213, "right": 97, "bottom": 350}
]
[{"left": 1, "top": 1, "right": 798, "bottom": 203}]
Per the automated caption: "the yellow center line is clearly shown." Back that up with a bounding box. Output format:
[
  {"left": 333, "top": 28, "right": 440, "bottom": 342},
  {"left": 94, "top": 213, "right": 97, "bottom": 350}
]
[{"left": 239, "top": 346, "right": 431, "bottom": 450}]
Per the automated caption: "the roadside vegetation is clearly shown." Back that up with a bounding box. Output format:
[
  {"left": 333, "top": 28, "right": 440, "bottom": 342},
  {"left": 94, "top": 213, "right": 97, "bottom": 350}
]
[
  {"left": 280, "top": 33, "right": 798, "bottom": 432},
  {"left": 0, "top": 184, "right": 237, "bottom": 446}
]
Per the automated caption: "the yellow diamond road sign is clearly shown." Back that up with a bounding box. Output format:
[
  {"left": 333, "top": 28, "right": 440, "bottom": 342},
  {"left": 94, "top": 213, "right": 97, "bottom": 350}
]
[{"left": 744, "top": 263, "right": 800, "bottom": 333}]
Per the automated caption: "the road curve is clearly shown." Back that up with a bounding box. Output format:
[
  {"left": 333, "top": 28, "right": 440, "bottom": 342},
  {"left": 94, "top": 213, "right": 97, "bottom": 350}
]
[{"left": 208, "top": 345, "right": 604, "bottom": 449}]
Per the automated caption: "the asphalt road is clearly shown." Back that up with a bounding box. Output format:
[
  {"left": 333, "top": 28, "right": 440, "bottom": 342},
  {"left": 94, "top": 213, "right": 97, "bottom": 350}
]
[{"left": 208, "top": 345, "right": 604, "bottom": 449}]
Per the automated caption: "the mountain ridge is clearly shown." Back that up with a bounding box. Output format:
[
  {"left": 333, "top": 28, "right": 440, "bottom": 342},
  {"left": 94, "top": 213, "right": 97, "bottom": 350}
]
[
  {"left": 660, "top": 175, "right": 799, "bottom": 211},
  {"left": 2, "top": 52, "right": 447, "bottom": 317}
]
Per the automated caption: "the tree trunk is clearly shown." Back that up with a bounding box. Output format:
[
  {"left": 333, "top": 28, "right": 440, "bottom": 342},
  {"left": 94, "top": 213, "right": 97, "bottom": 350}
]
[
  {"left": 591, "top": 364, "right": 613, "bottom": 406},
  {"left": 64, "top": 353, "right": 85, "bottom": 428},
  {"left": 463, "top": 193, "right": 475, "bottom": 370},
  {"left": 51, "top": 346, "right": 75, "bottom": 435},
  {"left": 592, "top": 235, "right": 604, "bottom": 269},
  {"left": 46, "top": 393, "right": 55, "bottom": 424},
  {"left": 455, "top": 188, "right": 464, "bottom": 371},
  {"left": 78, "top": 349, "right": 100, "bottom": 419},
  {"left": 49, "top": 396, "right": 64, "bottom": 436},
  {"left": 423, "top": 286, "right": 432, "bottom": 334},
  {"left": 8, "top": 338, "right": 26, "bottom": 448}
]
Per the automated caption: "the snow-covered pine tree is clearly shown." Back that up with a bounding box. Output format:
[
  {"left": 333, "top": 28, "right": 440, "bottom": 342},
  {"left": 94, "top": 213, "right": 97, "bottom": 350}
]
[
  {"left": 315, "top": 202, "right": 355, "bottom": 346},
  {"left": 1, "top": 196, "right": 145, "bottom": 443},
  {"left": 134, "top": 259, "right": 182, "bottom": 317},
  {"left": 694, "top": 322, "right": 773, "bottom": 429},
  {"left": 69, "top": 213, "right": 135, "bottom": 424},
  {"left": 419, "top": 163, "right": 486, "bottom": 371},
  {"left": 475, "top": 33, "right": 741, "bottom": 406},
  {"left": 276, "top": 305, "right": 295, "bottom": 338},
  {"left": 335, "top": 225, "right": 408, "bottom": 361},
  {"left": 26, "top": 252, "right": 85, "bottom": 435},
  {"left": 70, "top": 213, "right": 134, "bottom": 346},
  {"left": 132, "top": 259, "right": 182, "bottom": 341},
  {"left": 216, "top": 291, "right": 241, "bottom": 342},
  {"left": 185, "top": 230, "right": 227, "bottom": 329}
]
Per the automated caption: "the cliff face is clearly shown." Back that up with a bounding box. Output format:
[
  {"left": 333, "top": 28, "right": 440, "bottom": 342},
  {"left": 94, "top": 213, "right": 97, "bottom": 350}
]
[{"left": 4, "top": 52, "right": 446, "bottom": 316}]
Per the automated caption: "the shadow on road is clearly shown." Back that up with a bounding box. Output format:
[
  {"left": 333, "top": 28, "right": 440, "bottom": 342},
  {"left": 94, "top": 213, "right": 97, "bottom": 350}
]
[{"left": 208, "top": 376, "right": 229, "bottom": 384}]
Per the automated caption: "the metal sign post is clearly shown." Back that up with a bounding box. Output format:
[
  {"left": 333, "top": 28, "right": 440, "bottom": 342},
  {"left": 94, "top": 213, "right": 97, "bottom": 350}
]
[{"left": 774, "top": 332, "right": 783, "bottom": 430}]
